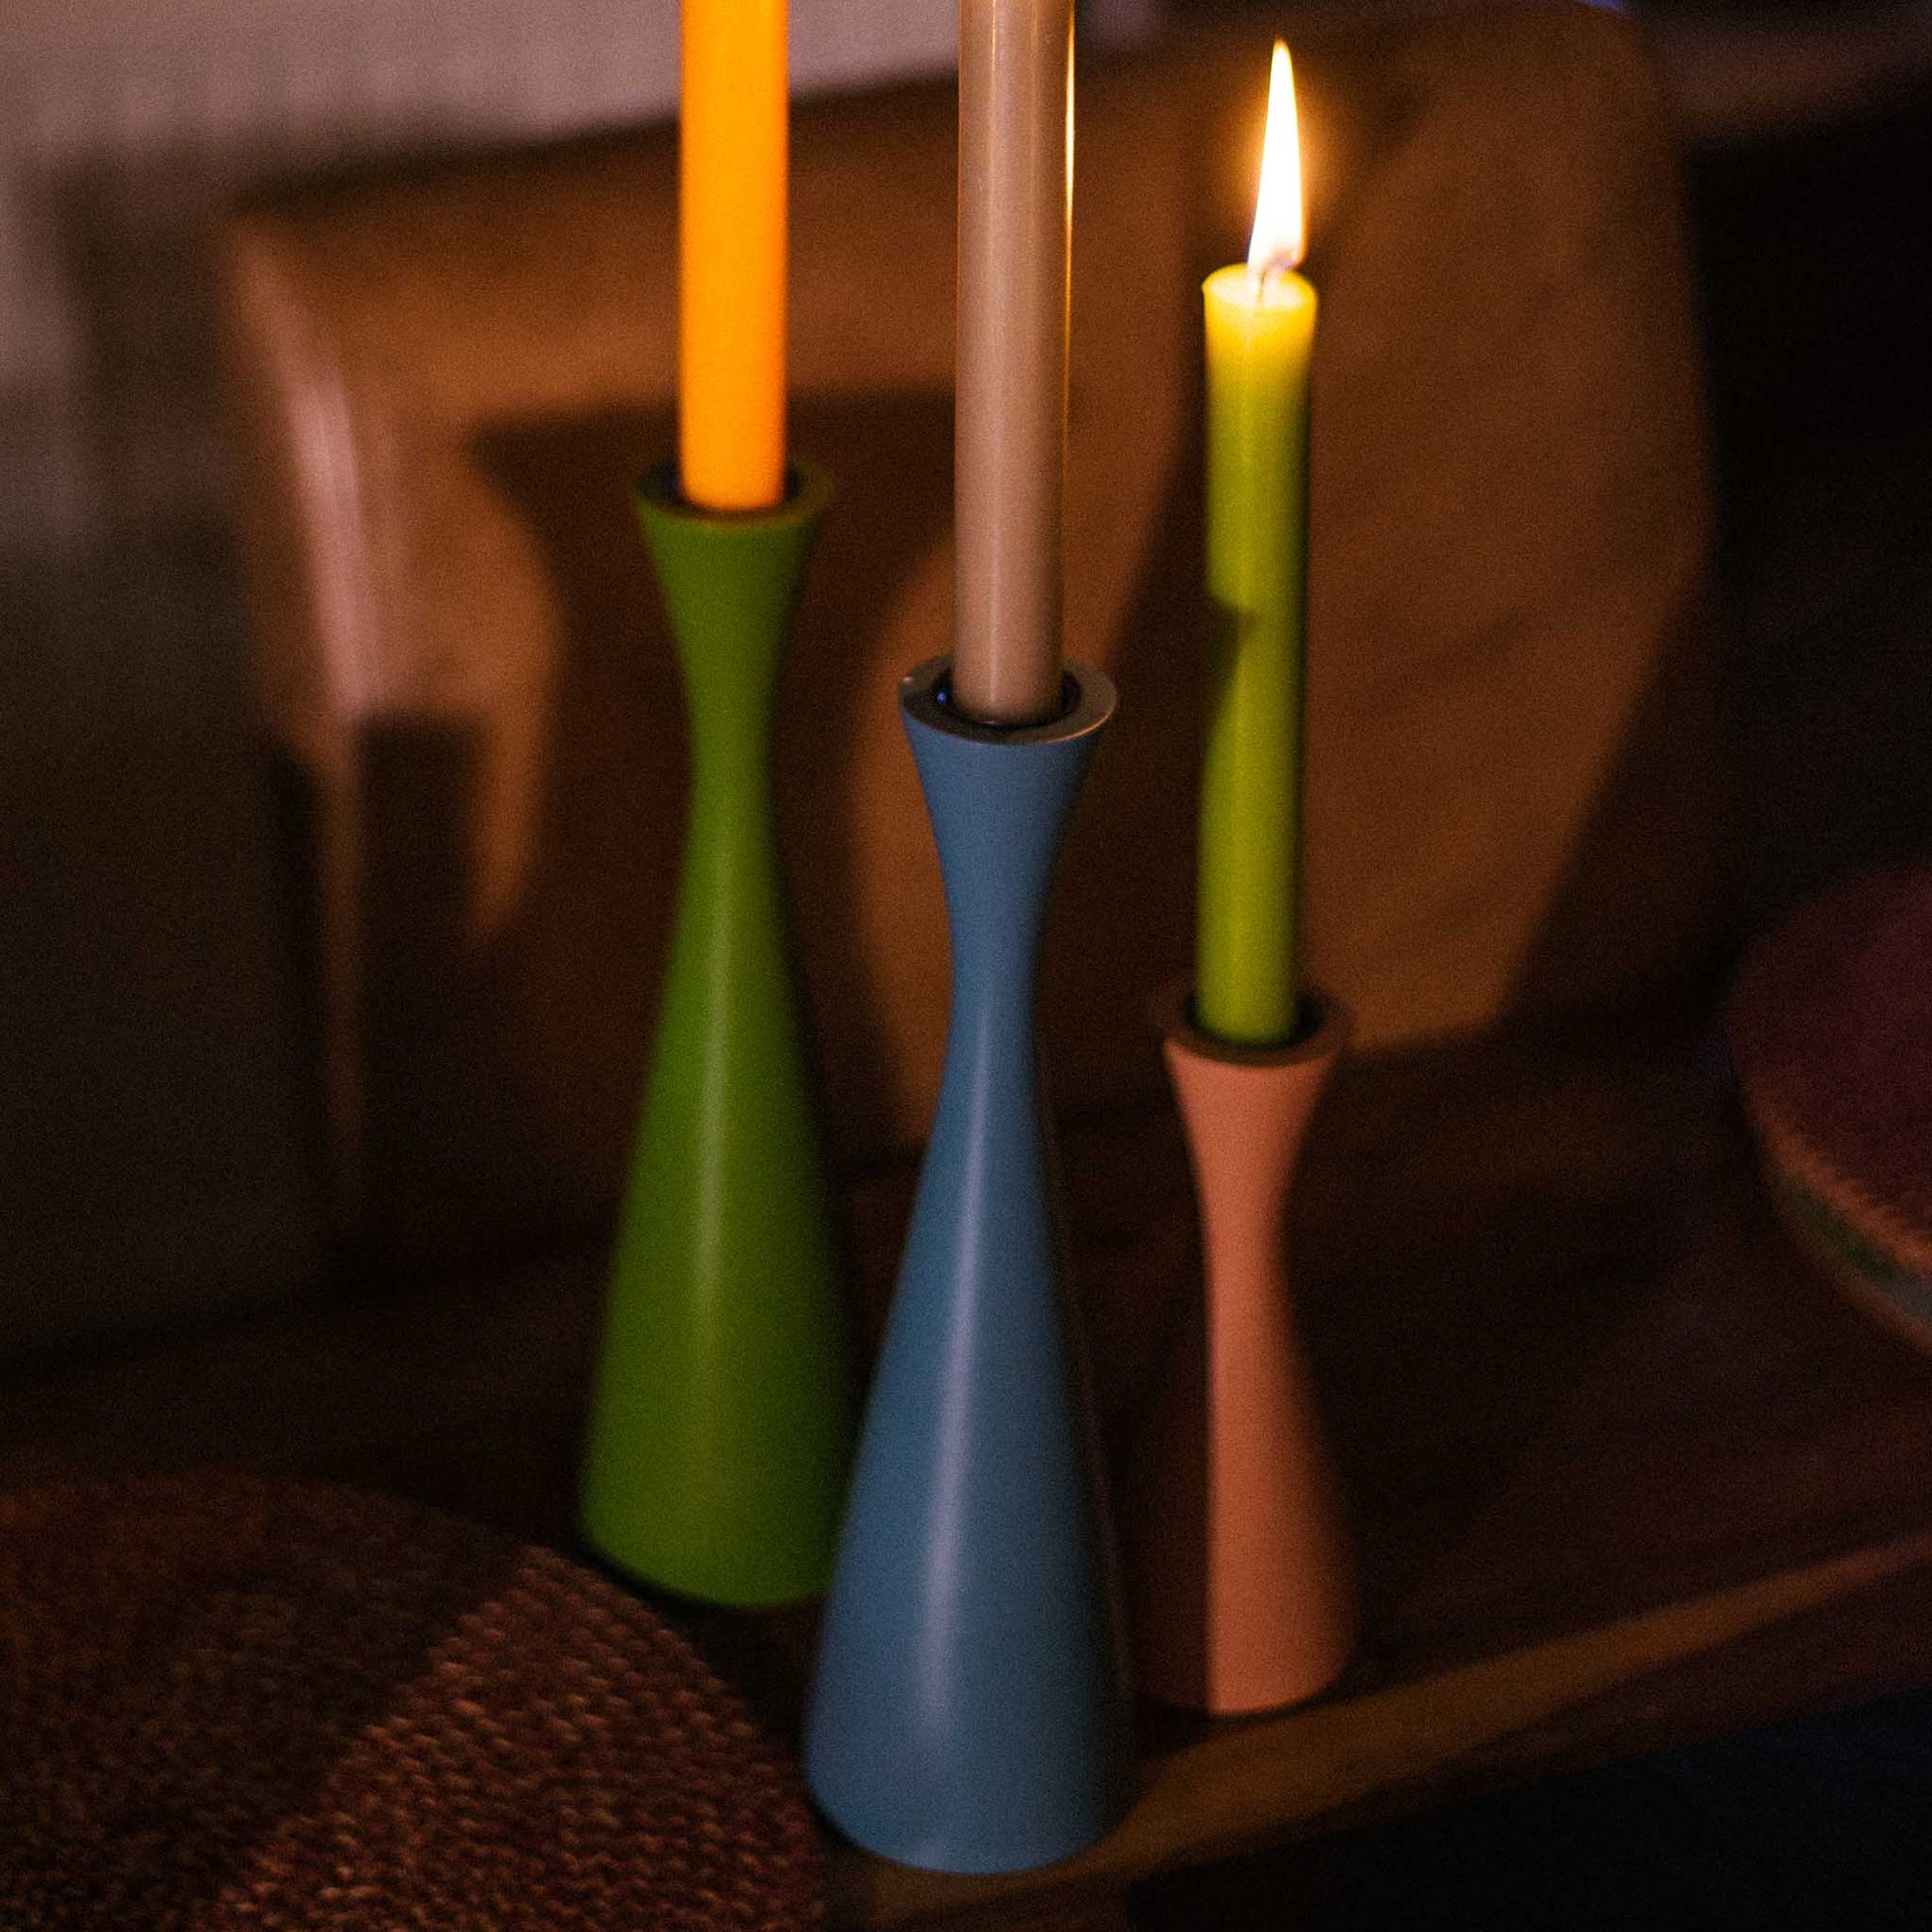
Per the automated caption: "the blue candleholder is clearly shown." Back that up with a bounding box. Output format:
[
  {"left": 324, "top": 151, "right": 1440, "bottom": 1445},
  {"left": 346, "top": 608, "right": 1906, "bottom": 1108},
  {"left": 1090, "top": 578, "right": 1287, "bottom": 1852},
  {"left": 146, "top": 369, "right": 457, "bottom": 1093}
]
[{"left": 803, "top": 655, "right": 1133, "bottom": 1875}]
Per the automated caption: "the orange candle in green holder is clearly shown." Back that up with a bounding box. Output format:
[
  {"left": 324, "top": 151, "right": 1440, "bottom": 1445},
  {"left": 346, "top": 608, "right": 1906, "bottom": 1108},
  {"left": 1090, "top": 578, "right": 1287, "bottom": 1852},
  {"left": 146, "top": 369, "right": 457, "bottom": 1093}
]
[{"left": 1197, "top": 41, "right": 1314, "bottom": 1046}]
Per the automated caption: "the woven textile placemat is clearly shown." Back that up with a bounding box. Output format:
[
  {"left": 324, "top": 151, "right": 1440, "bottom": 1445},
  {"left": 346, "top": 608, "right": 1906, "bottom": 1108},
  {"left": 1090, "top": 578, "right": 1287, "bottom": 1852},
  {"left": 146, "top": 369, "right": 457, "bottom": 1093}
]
[
  {"left": 0, "top": 1472, "right": 823, "bottom": 1929},
  {"left": 1729, "top": 865, "right": 1932, "bottom": 1343}
]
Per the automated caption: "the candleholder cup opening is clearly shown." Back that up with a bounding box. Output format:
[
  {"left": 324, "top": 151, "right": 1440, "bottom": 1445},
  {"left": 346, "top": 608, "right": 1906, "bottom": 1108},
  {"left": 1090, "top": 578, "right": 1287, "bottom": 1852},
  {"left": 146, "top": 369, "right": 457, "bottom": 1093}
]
[
  {"left": 641, "top": 457, "right": 831, "bottom": 526},
  {"left": 932, "top": 666, "right": 1082, "bottom": 733},
  {"left": 903, "top": 655, "right": 1108, "bottom": 747},
  {"left": 1169, "top": 983, "right": 1344, "bottom": 1067}
]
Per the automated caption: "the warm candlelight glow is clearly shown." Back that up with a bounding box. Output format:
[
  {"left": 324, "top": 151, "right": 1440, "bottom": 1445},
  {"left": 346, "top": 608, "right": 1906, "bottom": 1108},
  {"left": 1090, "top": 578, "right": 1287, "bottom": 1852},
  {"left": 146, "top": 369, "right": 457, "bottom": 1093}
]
[
  {"left": 1246, "top": 41, "right": 1305, "bottom": 277},
  {"left": 1199, "top": 35, "right": 1316, "bottom": 1045}
]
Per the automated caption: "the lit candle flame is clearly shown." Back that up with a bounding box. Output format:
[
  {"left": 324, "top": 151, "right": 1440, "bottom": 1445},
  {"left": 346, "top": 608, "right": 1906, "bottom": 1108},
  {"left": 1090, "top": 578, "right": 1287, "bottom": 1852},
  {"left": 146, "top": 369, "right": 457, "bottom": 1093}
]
[{"left": 1246, "top": 41, "right": 1305, "bottom": 277}]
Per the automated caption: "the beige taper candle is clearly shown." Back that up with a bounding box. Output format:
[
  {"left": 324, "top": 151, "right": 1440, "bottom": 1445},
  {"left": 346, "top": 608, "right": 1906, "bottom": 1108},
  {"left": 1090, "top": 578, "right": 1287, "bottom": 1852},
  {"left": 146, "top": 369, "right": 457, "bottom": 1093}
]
[{"left": 953, "top": 0, "right": 1074, "bottom": 726}]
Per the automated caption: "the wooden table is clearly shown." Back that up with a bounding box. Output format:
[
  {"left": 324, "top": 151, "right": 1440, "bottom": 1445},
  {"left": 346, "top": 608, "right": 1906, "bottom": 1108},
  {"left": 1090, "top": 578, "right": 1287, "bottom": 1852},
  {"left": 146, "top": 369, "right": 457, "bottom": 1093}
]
[{"left": 4, "top": 994, "right": 1930, "bottom": 1927}]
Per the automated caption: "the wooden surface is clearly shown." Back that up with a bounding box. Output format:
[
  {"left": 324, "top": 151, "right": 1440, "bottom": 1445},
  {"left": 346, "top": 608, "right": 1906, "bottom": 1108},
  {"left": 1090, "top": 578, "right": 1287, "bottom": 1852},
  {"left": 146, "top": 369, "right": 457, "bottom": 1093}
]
[{"left": 4, "top": 994, "right": 1932, "bottom": 1923}]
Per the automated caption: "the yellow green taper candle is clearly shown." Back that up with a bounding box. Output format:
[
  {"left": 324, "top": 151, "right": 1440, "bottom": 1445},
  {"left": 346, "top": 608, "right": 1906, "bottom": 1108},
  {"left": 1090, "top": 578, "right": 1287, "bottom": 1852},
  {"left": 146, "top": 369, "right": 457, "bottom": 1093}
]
[{"left": 1197, "top": 41, "right": 1314, "bottom": 1045}]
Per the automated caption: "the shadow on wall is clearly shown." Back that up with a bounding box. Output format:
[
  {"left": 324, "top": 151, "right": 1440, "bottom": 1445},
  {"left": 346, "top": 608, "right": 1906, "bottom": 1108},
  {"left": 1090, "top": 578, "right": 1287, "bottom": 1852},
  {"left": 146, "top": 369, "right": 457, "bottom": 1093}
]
[
  {"left": 333, "top": 394, "right": 966, "bottom": 1266},
  {"left": 327, "top": 376, "right": 1206, "bottom": 1274},
  {"left": 0, "top": 147, "right": 364, "bottom": 1359},
  {"left": 0, "top": 520, "right": 317, "bottom": 1358}
]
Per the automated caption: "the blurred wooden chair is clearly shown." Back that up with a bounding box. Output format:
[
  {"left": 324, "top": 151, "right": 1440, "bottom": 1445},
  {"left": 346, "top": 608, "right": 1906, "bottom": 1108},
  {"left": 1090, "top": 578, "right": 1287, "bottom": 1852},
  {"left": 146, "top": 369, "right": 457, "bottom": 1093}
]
[{"left": 218, "top": 5, "right": 1717, "bottom": 1268}]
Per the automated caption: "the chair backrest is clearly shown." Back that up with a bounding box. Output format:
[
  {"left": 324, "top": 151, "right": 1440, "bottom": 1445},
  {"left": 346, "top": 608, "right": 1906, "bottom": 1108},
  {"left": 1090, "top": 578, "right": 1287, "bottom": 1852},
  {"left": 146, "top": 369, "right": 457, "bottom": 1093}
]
[{"left": 220, "top": 5, "right": 1717, "bottom": 1263}]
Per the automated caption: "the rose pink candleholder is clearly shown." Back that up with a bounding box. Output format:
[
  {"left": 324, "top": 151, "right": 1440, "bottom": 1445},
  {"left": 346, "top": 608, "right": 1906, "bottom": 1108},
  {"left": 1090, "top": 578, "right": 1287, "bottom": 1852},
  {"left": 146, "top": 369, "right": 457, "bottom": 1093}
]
[{"left": 1133, "top": 983, "right": 1356, "bottom": 1716}]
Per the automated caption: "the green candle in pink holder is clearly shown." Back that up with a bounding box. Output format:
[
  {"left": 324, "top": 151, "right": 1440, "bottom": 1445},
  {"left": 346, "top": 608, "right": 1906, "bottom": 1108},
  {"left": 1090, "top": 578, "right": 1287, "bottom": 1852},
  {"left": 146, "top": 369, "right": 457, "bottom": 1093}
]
[{"left": 1196, "top": 40, "right": 1316, "bottom": 1048}]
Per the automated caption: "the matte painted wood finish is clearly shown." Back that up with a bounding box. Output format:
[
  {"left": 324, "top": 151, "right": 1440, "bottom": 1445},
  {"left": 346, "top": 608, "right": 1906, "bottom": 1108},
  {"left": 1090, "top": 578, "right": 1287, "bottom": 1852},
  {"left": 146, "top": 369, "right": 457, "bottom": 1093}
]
[{"left": 1135, "top": 990, "right": 1355, "bottom": 1715}]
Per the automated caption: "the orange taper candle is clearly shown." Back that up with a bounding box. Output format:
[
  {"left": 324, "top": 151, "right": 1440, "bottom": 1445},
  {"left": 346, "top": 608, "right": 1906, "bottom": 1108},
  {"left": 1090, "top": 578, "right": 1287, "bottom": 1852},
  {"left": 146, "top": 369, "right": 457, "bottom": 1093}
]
[{"left": 680, "top": 0, "right": 787, "bottom": 510}]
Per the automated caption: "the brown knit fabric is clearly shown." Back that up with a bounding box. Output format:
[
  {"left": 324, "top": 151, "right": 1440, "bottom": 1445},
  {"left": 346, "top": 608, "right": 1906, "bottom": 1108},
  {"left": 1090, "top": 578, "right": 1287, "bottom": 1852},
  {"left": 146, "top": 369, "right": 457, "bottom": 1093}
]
[
  {"left": 1729, "top": 866, "right": 1932, "bottom": 1279},
  {"left": 0, "top": 1473, "right": 823, "bottom": 1929}
]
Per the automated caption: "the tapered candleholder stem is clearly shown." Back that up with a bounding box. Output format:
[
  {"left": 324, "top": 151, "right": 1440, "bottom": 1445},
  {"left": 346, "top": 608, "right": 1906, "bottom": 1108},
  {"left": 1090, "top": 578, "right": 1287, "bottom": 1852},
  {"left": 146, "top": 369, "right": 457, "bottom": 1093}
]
[
  {"left": 804, "top": 656, "right": 1132, "bottom": 1875},
  {"left": 580, "top": 461, "right": 855, "bottom": 1608},
  {"left": 1134, "top": 985, "right": 1355, "bottom": 1715}
]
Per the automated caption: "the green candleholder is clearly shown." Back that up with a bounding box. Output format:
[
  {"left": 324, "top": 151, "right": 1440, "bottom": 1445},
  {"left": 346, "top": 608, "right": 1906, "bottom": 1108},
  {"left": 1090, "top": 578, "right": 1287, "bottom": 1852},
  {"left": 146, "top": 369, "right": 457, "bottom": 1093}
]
[{"left": 580, "top": 459, "right": 856, "bottom": 1607}]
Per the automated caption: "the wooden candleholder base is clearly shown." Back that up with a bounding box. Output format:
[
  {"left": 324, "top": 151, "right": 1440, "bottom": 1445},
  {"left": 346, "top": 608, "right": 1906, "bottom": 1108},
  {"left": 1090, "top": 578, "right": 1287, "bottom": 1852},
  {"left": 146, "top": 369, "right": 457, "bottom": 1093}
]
[
  {"left": 1133, "top": 984, "right": 1356, "bottom": 1716},
  {"left": 580, "top": 461, "right": 856, "bottom": 1609},
  {"left": 804, "top": 657, "right": 1132, "bottom": 1875}
]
